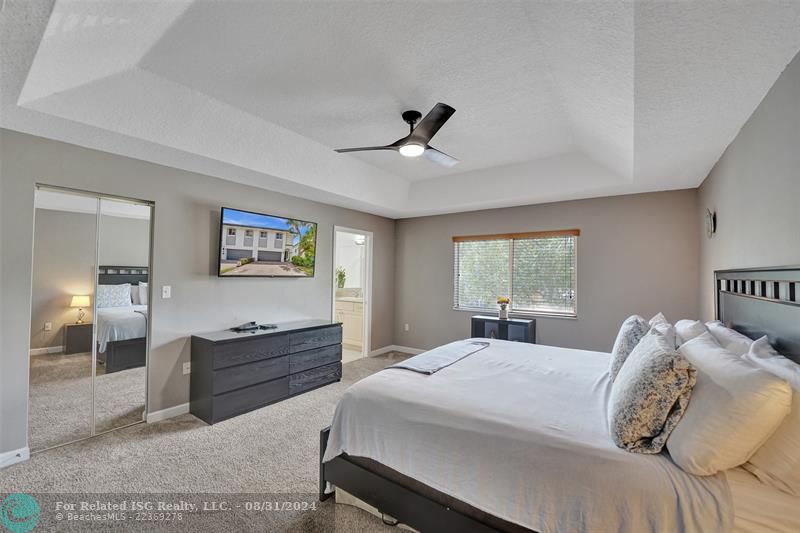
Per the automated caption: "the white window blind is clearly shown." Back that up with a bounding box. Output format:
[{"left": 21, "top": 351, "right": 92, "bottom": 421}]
[{"left": 453, "top": 230, "right": 578, "bottom": 317}]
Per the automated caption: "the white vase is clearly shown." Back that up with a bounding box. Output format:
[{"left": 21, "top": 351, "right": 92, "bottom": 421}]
[{"left": 498, "top": 306, "right": 509, "bottom": 320}]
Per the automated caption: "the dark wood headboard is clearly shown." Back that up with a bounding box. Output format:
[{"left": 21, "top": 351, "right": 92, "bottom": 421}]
[
  {"left": 98, "top": 265, "right": 149, "bottom": 286},
  {"left": 716, "top": 266, "right": 800, "bottom": 364}
]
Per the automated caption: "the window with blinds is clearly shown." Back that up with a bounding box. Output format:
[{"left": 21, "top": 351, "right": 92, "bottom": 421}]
[{"left": 453, "top": 229, "right": 578, "bottom": 317}]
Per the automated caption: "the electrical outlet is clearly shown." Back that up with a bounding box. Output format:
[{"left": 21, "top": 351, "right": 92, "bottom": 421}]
[
  {"left": 162, "top": 285, "right": 172, "bottom": 299},
  {"left": 182, "top": 362, "right": 191, "bottom": 375},
  {"left": 404, "top": 323, "right": 410, "bottom": 332},
  {"left": 44, "top": 322, "right": 52, "bottom": 331}
]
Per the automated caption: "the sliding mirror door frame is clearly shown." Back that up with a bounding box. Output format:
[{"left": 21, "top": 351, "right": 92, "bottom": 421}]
[
  {"left": 30, "top": 184, "right": 155, "bottom": 451},
  {"left": 93, "top": 196, "right": 153, "bottom": 434},
  {"left": 29, "top": 187, "right": 98, "bottom": 451}
]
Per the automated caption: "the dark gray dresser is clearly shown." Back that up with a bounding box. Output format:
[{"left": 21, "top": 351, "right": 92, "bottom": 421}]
[{"left": 190, "top": 320, "right": 342, "bottom": 424}]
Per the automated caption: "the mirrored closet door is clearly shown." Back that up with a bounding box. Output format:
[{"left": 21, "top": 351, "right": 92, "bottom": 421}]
[{"left": 28, "top": 187, "right": 153, "bottom": 452}]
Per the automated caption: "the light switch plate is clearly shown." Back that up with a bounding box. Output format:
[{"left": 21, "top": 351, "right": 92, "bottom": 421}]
[
  {"left": 162, "top": 285, "right": 171, "bottom": 299},
  {"left": 44, "top": 322, "right": 52, "bottom": 331},
  {"left": 182, "top": 362, "right": 191, "bottom": 375}
]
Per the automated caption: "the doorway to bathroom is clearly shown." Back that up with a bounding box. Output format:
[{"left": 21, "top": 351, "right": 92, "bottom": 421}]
[{"left": 332, "top": 227, "right": 372, "bottom": 363}]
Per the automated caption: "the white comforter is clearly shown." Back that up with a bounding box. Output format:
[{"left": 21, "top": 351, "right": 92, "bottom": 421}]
[
  {"left": 323, "top": 339, "right": 733, "bottom": 533},
  {"left": 96, "top": 305, "right": 148, "bottom": 352}
]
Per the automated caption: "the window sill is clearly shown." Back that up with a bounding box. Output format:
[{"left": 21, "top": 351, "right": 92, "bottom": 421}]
[{"left": 452, "top": 307, "right": 577, "bottom": 321}]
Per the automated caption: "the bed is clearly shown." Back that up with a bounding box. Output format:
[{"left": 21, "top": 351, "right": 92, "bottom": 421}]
[
  {"left": 320, "top": 266, "right": 800, "bottom": 532},
  {"left": 96, "top": 266, "right": 149, "bottom": 373}
]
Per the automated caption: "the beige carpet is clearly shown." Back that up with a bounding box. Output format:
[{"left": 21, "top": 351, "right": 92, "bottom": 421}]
[
  {"left": 2, "top": 352, "right": 412, "bottom": 532},
  {"left": 28, "top": 353, "right": 146, "bottom": 450}
]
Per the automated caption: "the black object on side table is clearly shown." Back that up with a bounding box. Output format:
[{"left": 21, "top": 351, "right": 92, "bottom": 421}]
[
  {"left": 64, "top": 322, "right": 93, "bottom": 354},
  {"left": 471, "top": 315, "right": 536, "bottom": 343}
]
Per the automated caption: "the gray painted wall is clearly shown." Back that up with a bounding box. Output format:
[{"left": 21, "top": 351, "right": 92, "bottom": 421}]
[
  {"left": 0, "top": 129, "right": 395, "bottom": 455},
  {"left": 29, "top": 210, "right": 152, "bottom": 350},
  {"left": 98, "top": 214, "right": 151, "bottom": 267},
  {"left": 30, "top": 209, "right": 97, "bottom": 350},
  {"left": 394, "top": 190, "right": 700, "bottom": 352},
  {"left": 698, "top": 53, "right": 800, "bottom": 320}
]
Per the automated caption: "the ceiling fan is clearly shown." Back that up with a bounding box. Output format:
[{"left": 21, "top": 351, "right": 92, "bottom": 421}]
[{"left": 334, "top": 102, "right": 459, "bottom": 167}]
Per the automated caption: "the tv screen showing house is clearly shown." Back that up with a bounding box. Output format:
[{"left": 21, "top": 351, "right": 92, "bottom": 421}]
[{"left": 218, "top": 207, "right": 317, "bottom": 277}]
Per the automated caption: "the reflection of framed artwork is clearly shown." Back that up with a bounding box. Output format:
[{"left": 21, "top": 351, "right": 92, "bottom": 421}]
[{"left": 483, "top": 321, "right": 499, "bottom": 339}]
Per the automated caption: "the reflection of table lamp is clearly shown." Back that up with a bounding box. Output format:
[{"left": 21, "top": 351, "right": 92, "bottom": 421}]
[{"left": 70, "top": 295, "right": 90, "bottom": 324}]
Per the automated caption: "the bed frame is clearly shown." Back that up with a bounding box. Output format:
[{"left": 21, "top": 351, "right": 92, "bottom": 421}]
[
  {"left": 716, "top": 266, "right": 800, "bottom": 364},
  {"left": 319, "top": 266, "right": 800, "bottom": 532},
  {"left": 97, "top": 265, "right": 149, "bottom": 374}
]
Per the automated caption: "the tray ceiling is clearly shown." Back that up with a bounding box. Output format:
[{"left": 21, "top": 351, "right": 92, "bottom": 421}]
[{"left": 2, "top": 0, "right": 799, "bottom": 217}]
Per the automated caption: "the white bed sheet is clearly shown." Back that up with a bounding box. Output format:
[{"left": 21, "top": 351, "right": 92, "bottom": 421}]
[
  {"left": 96, "top": 304, "right": 147, "bottom": 352},
  {"left": 324, "top": 339, "right": 733, "bottom": 533},
  {"left": 729, "top": 467, "right": 800, "bottom": 533}
]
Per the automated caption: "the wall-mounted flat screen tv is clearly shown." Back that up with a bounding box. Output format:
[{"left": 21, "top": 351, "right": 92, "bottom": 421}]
[{"left": 218, "top": 207, "right": 317, "bottom": 278}]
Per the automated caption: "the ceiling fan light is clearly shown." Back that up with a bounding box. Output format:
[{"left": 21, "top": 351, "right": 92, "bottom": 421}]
[{"left": 399, "top": 143, "right": 425, "bottom": 158}]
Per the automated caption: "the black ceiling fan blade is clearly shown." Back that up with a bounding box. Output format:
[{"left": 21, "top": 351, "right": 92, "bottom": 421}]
[
  {"left": 423, "top": 146, "right": 459, "bottom": 168},
  {"left": 334, "top": 145, "right": 398, "bottom": 153},
  {"left": 409, "top": 103, "right": 456, "bottom": 143}
]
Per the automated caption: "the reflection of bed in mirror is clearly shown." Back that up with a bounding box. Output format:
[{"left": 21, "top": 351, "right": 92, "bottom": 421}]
[{"left": 96, "top": 266, "right": 148, "bottom": 373}]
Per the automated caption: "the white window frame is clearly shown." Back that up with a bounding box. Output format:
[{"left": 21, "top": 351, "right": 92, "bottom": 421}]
[{"left": 452, "top": 230, "right": 579, "bottom": 319}]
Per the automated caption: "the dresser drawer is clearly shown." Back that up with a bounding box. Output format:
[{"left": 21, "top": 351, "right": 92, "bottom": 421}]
[
  {"left": 212, "top": 334, "right": 290, "bottom": 369},
  {"left": 289, "top": 362, "right": 341, "bottom": 396},
  {"left": 212, "top": 377, "right": 289, "bottom": 422},
  {"left": 213, "top": 355, "right": 289, "bottom": 395},
  {"left": 289, "top": 326, "right": 342, "bottom": 353},
  {"left": 289, "top": 345, "right": 341, "bottom": 374}
]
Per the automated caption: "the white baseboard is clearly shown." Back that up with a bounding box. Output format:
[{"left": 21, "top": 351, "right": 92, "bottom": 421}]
[
  {"left": 29, "top": 345, "right": 64, "bottom": 356},
  {"left": 369, "top": 344, "right": 425, "bottom": 356},
  {"left": 0, "top": 447, "right": 30, "bottom": 469},
  {"left": 146, "top": 402, "right": 189, "bottom": 423}
]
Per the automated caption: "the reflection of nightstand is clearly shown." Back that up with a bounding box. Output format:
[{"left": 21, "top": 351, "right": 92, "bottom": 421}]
[{"left": 64, "top": 323, "right": 93, "bottom": 354}]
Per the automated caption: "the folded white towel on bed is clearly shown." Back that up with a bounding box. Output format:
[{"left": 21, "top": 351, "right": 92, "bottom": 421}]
[{"left": 389, "top": 340, "right": 489, "bottom": 374}]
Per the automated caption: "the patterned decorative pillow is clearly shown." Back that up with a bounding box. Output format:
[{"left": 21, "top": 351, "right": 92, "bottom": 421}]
[
  {"left": 608, "top": 331, "right": 696, "bottom": 454},
  {"left": 609, "top": 315, "right": 650, "bottom": 381},
  {"left": 96, "top": 283, "right": 133, "bottom": 308}
]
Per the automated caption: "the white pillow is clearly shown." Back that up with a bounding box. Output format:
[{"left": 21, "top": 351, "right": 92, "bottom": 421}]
[
  {"left": 675, "top": 319, "right": 707, "bottom": 345},
  {"left": 650, "top": 322, "right": 677, "bottom": 349},
  {"left": 648, "top": 313, "right": 677, "bottom": 348},
  {"left": 96, "top": 284, "right": 133, "bottom": 308},
  {"left": 139, "top": 282, "right": 149, "bottom": 306},
  {"left": 130, "top": 284, "right": 141, "bottom": 305},
  {"left": 742, "top": 337, "right": 800, "bottom": 495},
  {"left": 705, "top": 320, "right": 753, "bottom": 356},
  {"left": 667, "top": 332, "right": 792, "bottom": 476},
  {"left": 649, "top": 312, "right": 669, "bottom": 327}
]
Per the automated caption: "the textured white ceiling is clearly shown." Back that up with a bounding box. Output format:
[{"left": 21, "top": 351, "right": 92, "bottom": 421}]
[{"left": 2, "top": 0, "right": 799, "bottom": 218}]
